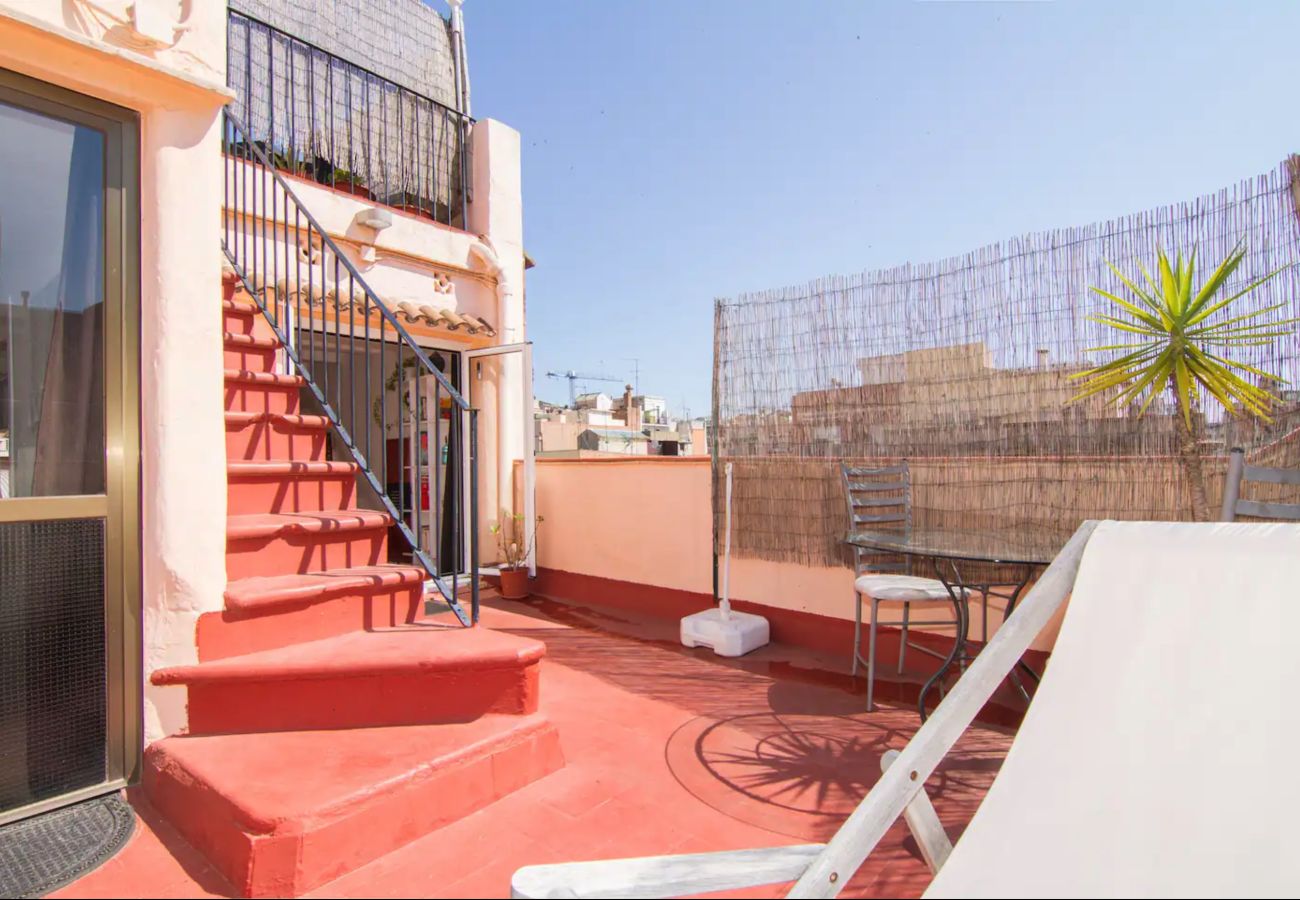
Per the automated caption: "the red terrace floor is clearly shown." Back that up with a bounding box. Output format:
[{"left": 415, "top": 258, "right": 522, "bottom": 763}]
[{"left": 54, "top": 593, "right": 1013, "bottom": 899}]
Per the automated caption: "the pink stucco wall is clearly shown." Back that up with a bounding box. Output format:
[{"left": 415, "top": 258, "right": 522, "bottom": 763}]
[
  {"left": 531, "top": 457, "right": 1067, "bottom": 651},
  {"left": 534, "top": 458, "right": 714, "bottom": 595}
]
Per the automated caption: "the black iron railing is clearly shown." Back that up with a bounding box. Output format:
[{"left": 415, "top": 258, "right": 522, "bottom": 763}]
[
  {"left": 222, "top": 108, "right": 480, "bottom": 625},
  {"left": 227, "top": 10, "right": 472, "bottom": 228}
]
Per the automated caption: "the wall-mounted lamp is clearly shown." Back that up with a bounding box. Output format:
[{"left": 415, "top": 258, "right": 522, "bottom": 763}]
[
  {"left": 352, "top": 207, "right": 393, "bottom": 261},
  {"left": 356, "top": 207, "right": 393, "bottom": 231}
]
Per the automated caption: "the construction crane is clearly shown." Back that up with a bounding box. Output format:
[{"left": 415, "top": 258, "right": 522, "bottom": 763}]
[{"left": 546, "top": 370, "right": 623, "bottom": 407}]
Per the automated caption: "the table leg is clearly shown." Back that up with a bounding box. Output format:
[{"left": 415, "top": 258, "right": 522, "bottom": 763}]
[
  {"left": 919, "top": 559, "right": 970, "bottom": 721},
  {"left": 1002, "top": 567, "right": 1042, "bottom": 696},
  {"left": 918, "top": 561, "right": 1045, "bottom": 718}
]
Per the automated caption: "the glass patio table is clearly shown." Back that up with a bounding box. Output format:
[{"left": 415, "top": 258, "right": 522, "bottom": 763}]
[{"left": 844, "top": 527, "right": 1071, "bottom": 720}]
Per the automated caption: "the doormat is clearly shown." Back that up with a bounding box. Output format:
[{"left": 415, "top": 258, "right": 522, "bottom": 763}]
[{"left": 0, "top": 792, "right": 134, "bottom": 898}]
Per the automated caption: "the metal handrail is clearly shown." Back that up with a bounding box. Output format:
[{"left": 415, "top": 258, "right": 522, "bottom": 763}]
[
  {"left": 222, "top": 107, "right": 480, "bottom": 625},
  {"left": 228, "top": 9, "right": 473, "bottom": 227},
  {"left": 232, "top": 10, "right": 469, "bottom": 122}
]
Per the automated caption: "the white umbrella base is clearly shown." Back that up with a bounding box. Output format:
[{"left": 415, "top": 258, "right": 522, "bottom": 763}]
[{"left": 680, "top": 607, "right": 771, "bottom": 657}]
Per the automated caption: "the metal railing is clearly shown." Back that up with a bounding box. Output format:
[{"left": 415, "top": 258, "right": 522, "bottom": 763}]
[
  {"left": 222, "top": 108, "right": 480, "bottom": 625},
  {"left": 227, "top": 10, "right": 472, "bottom": 228}
]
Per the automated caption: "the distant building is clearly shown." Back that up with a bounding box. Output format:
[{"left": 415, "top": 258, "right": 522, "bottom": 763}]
[
  {"left": 613, "top": 393, "right": 668, "bottom": 425},
  {"left": 574, "top": 392, "right": 613, "bottom": 411},
  {"left": 535, "top": 385, "right": 706, "bottom": 456},
  {"left": 578, "top": 428, "right": 649, "bottom": 455},
  {"left": 784, "top": 342, "right": 1186, "bottom": 456}
]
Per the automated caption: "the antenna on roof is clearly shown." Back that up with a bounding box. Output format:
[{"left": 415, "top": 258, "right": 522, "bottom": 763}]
[{"left": 624, "top": 357, "right": 641, "bottom": 397}]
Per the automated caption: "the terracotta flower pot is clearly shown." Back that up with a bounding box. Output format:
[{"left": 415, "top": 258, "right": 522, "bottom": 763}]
[
  {"left": 336, "top": 181, "right": 372, "bottom": 200},
  {"left": 498, "top": 567, "right": 531, "bottom": 600}
]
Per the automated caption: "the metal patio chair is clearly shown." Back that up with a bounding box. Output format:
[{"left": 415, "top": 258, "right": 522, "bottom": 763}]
[
  {"left": 841, "top": 463, "right": 960, "bottom": 711},
  {"left": 1220, "top": 447, "right": 1300, "bottom": 522}
]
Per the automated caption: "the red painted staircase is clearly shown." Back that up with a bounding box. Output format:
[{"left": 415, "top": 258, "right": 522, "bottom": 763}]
[{"left": 142, "top": 292, "right": 563, "bottom": 898}]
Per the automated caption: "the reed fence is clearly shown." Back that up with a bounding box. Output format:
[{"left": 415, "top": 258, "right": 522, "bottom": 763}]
[{"left": 714, "top": 158, "right": 1300, "bottom": 566}]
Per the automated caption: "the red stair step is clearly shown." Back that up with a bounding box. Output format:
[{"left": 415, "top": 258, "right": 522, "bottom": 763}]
[
  {"left": 224, "top": 331, "right": 280, "bottom": 371},
  {"left": 222, "top": 299, "right": 272, "bottom": 339},
  {"left": 226, "top": 511, "right": 391, "bottom": 579},
  {"left": 227, "top": 460, "right": 360, "bottom": 515},
  {"left": 225, "top": 564, "right": 425, "bottom": 613},
  {"left": 142, "top": 713, "right": 564, "bottom": 898},
  {"left": 197, "top": 565, "right": 428, "bottom": 660},
  {"left": 226, "top": 510, "right": 391, "bottom": 540},
  {"left": 152, "top": 626, "right": 546, "bottom": 733},
  {"left": 175, "top": 277, "right": 568, "bottom": 900},
  {"left": 226, "top": 411, "right": 330, "bottom": 461},
  {"left": 225, "top": 369, "right": 305, "bottom": 415}
]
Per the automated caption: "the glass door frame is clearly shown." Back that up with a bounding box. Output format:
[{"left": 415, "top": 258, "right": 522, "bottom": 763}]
[
  {"left": 463, "top": 342, "right": 535, "bottom": 576},
  {"left": 0, "top": 69, "right": 141, "bottom": 826}
]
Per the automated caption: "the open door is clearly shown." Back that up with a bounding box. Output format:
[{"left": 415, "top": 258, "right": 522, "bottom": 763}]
[{"left": 463, "top": 343, "right": 535, "bottom": 576}]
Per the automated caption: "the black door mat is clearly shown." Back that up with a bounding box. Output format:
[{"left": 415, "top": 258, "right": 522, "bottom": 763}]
[{"left": 0, "top": 792, "right": 135, "bottom": 898}]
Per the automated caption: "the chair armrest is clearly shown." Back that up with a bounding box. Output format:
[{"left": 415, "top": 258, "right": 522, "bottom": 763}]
[{"left": 511, "top": 843, "right": 826, "bottom": 899}]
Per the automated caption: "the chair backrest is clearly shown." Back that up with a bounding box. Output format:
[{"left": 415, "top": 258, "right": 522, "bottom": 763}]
[
  {"left": 924, "top": 521, "right": 1300, "bottom": 897},
  {"left": 841, "top": 462, "right": 911, "bottom": 575},
  {"left": 1220, "top": 447, "right": 1300, "bottom": 522}
]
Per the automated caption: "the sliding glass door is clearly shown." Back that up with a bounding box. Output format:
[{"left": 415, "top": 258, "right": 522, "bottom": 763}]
[{"left": 0, "top": 69, "right": 140, "bottom": 826}]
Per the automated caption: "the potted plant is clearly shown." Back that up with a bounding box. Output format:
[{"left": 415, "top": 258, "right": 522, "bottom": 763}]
[
  {"left": 312, "top": 156, "right": 371, "bottom": 199},
  {"left": 490, "top": 512, "right": 543, "bottom": 599},
  {"left": 1070, "top": 243, "right": 1296, "bottom": 520},
  {"left": 333, "top": 168, "right": 370, "bottom": 199},
  {"left": 271, "top": 149, "right": 313, "bottom": 180},
  {"left": 382, "top": 189, "right": 436, "bottom": 221}
]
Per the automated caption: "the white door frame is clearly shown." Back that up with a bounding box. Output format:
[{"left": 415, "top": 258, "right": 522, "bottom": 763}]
[
  {"left": 463, "top": 342, "right": 536, "bottom": 576},
  {"left": 392, "top": 337, "right": 467, "bottom": 578}
]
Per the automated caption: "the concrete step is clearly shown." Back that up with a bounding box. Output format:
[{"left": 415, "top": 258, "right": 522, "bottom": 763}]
[
  {"left": 197, "top": 565, "right": 429, "bottom": 661},
  {"left": 221, "top": 298, "right": 274, "bottom": 340},
  {"left": 224, "top": 369, "right": 305, "bottom": 416},
  {"left": 225, "top": 411, "right": 330, "bottom": 462},
  {"left": 225, "top": 511, "right": 392, "bottom": 580},
  {"left": 142, "top": 713, "right": 563, "bottom": 898},
  {"left": 223, "top": 331, "right": 280, "bottom": 371},
  {"left": 226, "top": 460, "right": 360, "bottom": 515},
  {"left": 151, "top": 626, "right": 546, "bottom": 733}
]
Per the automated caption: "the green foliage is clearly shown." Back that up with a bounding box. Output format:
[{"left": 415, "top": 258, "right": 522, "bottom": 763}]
[{"left": 1071, "top": 243, "right": 1296, "bottom": 424}]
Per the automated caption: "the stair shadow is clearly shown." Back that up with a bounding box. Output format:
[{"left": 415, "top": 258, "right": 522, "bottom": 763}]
[{"left": 123, "top": 789, "right": 239, "bottom": 898}]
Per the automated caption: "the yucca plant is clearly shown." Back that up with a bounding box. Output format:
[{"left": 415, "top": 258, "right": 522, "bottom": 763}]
[{"left": 1070, "top": 243, "right": 1296, "bottom": 521}]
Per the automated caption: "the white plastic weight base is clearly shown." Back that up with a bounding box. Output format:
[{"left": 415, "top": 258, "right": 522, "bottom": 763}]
[{"left": 680, "top": 607, "right": 771, "bottom": 658}]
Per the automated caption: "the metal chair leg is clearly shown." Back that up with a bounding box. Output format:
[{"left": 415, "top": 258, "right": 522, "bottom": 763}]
[
  {"left": 898, "top": 601, "right": 910, "bottom": 673},
  {"left": 866, "top": 596, "right": 880, "bottom": 712},
  {"left": 851, "top": 592, "right": 862, "bottom": 678}
]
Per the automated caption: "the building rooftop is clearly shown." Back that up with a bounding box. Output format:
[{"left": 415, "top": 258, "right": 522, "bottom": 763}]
[
  {"left": 581, "top": 428, "right": 647, "bottom": 442},
  {"left": 53, "top": 592, "right": 1011, "bottom": 899}
]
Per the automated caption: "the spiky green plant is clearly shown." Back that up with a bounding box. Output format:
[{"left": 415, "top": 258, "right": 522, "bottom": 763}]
[{"left": 1070, "top": 243, "right": 1296, "bottom": 521}]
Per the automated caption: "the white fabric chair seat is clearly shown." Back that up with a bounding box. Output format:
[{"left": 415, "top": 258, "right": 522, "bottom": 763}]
[{"left": 855, "top": 573, "right": 959, "bottom": 602}]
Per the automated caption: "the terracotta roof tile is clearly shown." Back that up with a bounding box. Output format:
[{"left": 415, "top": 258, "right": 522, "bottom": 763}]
[{"left": 243, "top": 269, "right": 496, "bottom": 338}]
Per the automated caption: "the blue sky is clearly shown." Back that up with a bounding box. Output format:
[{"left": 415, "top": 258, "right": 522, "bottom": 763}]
[{"left": 461, "top": 0, "right": 1300, "bottom": 417}]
